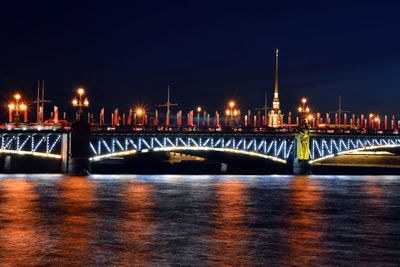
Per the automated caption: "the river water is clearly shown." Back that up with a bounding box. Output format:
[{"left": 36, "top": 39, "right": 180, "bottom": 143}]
[{"left": 0, "top": 174, "right": 399, "bottom": 266}]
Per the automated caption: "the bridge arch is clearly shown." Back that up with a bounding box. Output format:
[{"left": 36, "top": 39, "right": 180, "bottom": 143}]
[
  {"left": 89, "top": 146, "right": 287, "bottom": 164},
  {"left": 308, "top": 136, "right": 400, "bottom": 164},
  {"left": 89, "top": 135, "right": 295, "bottom": 164},
  {"left": 0, "top": 132, "right": 63, "bottom": 159}
]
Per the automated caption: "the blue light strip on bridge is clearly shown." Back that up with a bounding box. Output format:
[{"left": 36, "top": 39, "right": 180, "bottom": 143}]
[{"left": 89, "top": 146, "right": 287, "bottom": 164}]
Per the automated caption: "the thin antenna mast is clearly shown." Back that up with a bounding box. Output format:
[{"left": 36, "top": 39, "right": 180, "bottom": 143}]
[
  {"left": 32, "top": 80, "right": 51, "bottom": 123},
  {"left": 329, "top": 95, "right": 349, "bottom": 124},
  {"left": 265, "top": 91, "right": 268, "bottom": 119},
  {"left": 255, "top": 90, "right": 270, "bottom": 117},
  {"left": 37, "top": 80, "right": 40, "bottom": 122},
  {"left": 158, "top": 84, "right": 178, "bottom": 126}
]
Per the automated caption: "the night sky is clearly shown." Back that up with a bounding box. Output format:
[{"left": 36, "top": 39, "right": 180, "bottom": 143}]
[{"left": 1, "top": 1, "right": 399, "bottom": 121}]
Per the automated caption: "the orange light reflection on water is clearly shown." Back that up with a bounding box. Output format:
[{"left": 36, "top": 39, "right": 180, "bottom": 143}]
[
  {"left": 56, "top": 176, "right": 96, "bottom": 265},
  {"left": 117, "top": 181, "right": 157, "bottom": 266},
  {"left": 205, "top": 180, "right": 252, "bottom": 266},
  {"left": 0, "top": 179, "right": 50, "bottom": 265},
  {"left": 284, "top": 176, "right": 325, "bottom": 266},
  {"left": 359, "top": 179, "right": 389, "bottom": 262}
]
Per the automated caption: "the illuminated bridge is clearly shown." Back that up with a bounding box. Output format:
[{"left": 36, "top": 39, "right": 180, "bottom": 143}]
[{"left": 1, "top": 128, "right": 400, "bottom": 174}]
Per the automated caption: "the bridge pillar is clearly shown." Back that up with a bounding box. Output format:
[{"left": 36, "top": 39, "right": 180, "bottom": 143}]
[
  {"left": 292, "top": 129, "right": 311, "bottom": 175},
  {"left": 292, "top": 158, "right": 310, "bottom": 175},
  {"left": 60, "top": 133, "right": 70, "bottom": 173},
  {"left": 4, "top": 156, "right": 11, "bottom": 173},
  {"left": 67, "top": 120, "right": 91, "bottom": 175}
]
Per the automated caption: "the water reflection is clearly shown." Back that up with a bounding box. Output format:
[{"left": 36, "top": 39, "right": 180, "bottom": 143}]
[
  {"left": 205, "top": 180, "right": 252, "bottom": 265},
  {"left": 284, "top": 176, "right": 325, "bottom": 266},
  {"left": 359, "top": 179, "right": 390, "bottom": 264},
  {"left": 117, "top": 181, "right": 157, "bottom": 265},
  {"left": 56, "top": 176, "right": 96, "bottom": 265},
  {"left": 0, "top": 179, "right": 49, "bottom": 265},
  {"left": 0, "top": 174, "right": 397, "bottom": 266}
]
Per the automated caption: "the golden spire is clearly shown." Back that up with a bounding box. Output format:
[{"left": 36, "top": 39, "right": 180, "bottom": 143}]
[{"left": 274, "top": 48, "right": 279, "bottom": 94}]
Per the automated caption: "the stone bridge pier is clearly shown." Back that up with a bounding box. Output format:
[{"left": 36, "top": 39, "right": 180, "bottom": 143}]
[{"left": 66, "top": 120, "right": 91, "bottom": 175}]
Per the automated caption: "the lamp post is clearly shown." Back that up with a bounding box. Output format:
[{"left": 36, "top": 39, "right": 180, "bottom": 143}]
[
  {"left": 369, "top": 113, "right": 374, "bottom": 129},
  {"left": 298, "top": 97, "right": 310, "bottom": 127},
  {"left": 8, "top": 93, "right": 27, "bottom": 123},
  {"left": 197, "top": 106, "right": 202, "bottom": 127},
  {"left": 72, "top": 88, "right": 89, "bottom": 121},
  {"left": 136, "top": 108, "right": 144, "bottom": 125},
  {"left": 226, "top": 101, "right": 237, "bottom": 126}
]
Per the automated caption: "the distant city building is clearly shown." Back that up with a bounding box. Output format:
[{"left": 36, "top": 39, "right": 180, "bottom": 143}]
[{"left": 268, "top": 48, "right": 283, "bottom": 127}]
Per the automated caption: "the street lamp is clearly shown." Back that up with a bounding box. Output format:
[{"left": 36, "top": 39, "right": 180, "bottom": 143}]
[
  {"left": 8, "top": 93, "right": 27, "bottom": 123},
  {"left": 227, "top": 100, "right": 237, "bottom": 126},
  {"left": 197, "top": 106, "right": 202, "bottom": 127},
  {"left": 72, "top": 88, "right": 89, "bottom": 120},
  {"left": 136, "top": 108, "right": 145, "bottom": 125},
  {"left": 298, "top": 97, "right": 311, "bottom": 127}
]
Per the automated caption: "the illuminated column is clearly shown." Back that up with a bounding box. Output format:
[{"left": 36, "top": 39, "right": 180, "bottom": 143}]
[
  {"left": 335, "top": 113, "right": 338, "bottom": 125},
  {"left": 244, "top": 115, "right": 248, "bottom": 126},
  {"left": 122, "top": 113, "right": 126, "bottom": 126},
  {"left": 177, "top": 110, "right": 182, "bottom": 126},
  {"left": 352, "top": 114, "right": 355, "bottom": 126},
  {"left": 203, "top": 111, "right": 207, "bottom": 126},
  {"left": 127, "top": 109, "right": 132, "bottom": 125},
  {"left": 216, "top": 112, "right": 220, "bottom": 127},
  {"left": 357, "top": 119, "right": 360, "bottom": 128},
  {"left": 53, "top": 106, "right": 58, "bottom": 123},
  {"left": 257, "top": 111, "right": 261, "bottom": 126},
  {"left": 154, "top": 110, "right": 158, "bottom": 126},
  {"left": 247, "top": 110, "right": 251, "bottom": 126},
  {"left": 316, "top": 113, "right": 320, "bottom": 126},
  {"left": 9, "top": 106, "right": 13, "bottom": 123},
  {"left": 364, "top": 119, "right": 367, "bottom": 129},
  {"left": 325, "top": 113, "right": 329, "bottom": 124},
  {"left": 207, "top": 114, "right": 210, "bottom": 126},
  {"left": 385, "top": 115, "right": 388, "bottom": 130},
  {"left": 392, "top": 115, "right": 395, "bottom": 130},
  {"left": 360, "top": 114, "right": 364, "bottom": 128},
  {"left": 111, "top": 113, "right": 114, "bottom": 126},
  {"left": 296, "top": 116, "right": 299, "bottom": 125},
  {"left": 39, "top": 106, "right": 43, "bottom": 123},
  {"left": 166, "top": 109, "right": 170, "bottom": 126},
  {"left": 100, "top": 108, "right": 105, "bottom": 125},
  {"left": 24, "top": 109, "right": 28, "bottom": 123},
  {"left": 113, "top": 109, "right": 119, "bottom": 126},
  {"left": 189, "top": 110, "right": 194, "bottom": 126},
  {"left": 288, "top": 112, "right": 292, "bottom": 125},
  {"left": 344, "top": 113, "right": 347, "bottom": 125},
  {"left": 253, "top": 115, "right": 256, "bottom": 128}
]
